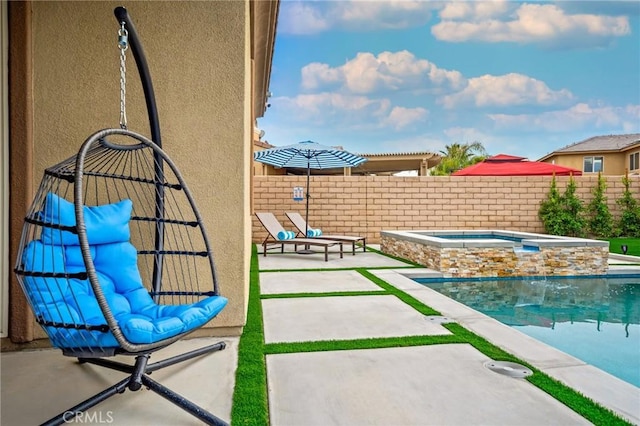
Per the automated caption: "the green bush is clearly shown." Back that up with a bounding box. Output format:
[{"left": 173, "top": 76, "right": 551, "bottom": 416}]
[
  {"left": 539, "top": 176, "right": 564, "bottom": 235},
  {"left": 586, "top": 172, "right": 613, "bottom": 238},
  {"left": 616, "top": 175, "right": 640, "bottom": 237},
  {"left": 539, "top": 175, "right": 585, "bottom": 237},
  {"left": 562, "top": 176, "right": 586, "bottom": 237}
]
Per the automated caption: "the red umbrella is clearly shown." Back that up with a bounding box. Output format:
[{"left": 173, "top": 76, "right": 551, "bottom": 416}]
[{"left": 453, "top": 154, "right": 582, "bottom": 176}]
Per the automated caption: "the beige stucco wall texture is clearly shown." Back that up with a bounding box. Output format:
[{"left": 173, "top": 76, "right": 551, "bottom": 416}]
[
  {"left": 32, "top": 1, "right": 249, "bottom": 336},
  {"left": 547, "top": 153, "right": 630, "bottom": 175},
  {"left": 253, "top": 175, "right": 640, "bottom": 244}
]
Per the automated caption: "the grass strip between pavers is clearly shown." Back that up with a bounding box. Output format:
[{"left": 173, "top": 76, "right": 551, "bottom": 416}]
[
  {"left": 259, "top": 265, "right": 419, "bottom": 273},
  {"left": 231, "top": 245, "right": 632, "bottom": 426},
  {"left": 357, "top": 268, "right": 441, "bottom": 316},
  {"left": 261, "top": 290, "right": 388, "bottom": 299},
  {"left": 264, "top": 335, "right": 466, "bottom": 355},
  {"left": 230, "top": 245, "right": 268, "bottom": 426}
]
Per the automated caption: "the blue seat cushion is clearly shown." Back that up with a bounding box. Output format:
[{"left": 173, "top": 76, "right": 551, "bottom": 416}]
[{"left": 22, "top": 194, "right": 227, "bottom": 348}]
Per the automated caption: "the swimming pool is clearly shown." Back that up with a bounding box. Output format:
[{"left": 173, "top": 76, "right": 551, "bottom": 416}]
[{"left": 414, "top": 275, "right": 640, "bottom": 387}]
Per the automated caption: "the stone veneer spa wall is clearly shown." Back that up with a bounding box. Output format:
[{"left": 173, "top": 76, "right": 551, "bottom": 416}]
[{"left": 380, "top": 230, "right": 609, "bottom": 278}]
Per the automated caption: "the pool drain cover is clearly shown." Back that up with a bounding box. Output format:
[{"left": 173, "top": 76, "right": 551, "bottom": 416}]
[
  {"left": 484, "top": 361, "right": 532, "bottom": 378},
  {"left": 424, "top": 315, "right": 454, "bottom": 324}
]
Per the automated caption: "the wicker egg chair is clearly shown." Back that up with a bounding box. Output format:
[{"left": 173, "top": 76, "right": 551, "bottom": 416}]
[{"left": 13, "top": 8, "right": 228, "bottom": 426}]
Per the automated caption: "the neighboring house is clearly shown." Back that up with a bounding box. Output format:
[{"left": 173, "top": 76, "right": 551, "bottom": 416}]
[
  {"left": 2, "top": 1, "right": 278, "bottom": 346},
  {"left": 253, "top": 139, "right": 441, "bottom": 176},
  {"left": 538, "top": 134, "right": 640, "bottom": 176}
]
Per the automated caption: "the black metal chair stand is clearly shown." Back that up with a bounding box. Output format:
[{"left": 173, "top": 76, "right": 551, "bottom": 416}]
[{"left": 42, "top": 342, "right": 227, "bottom": 426}]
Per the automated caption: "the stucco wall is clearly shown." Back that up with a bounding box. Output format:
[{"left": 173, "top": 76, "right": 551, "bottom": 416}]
[
  {"left": 544, "top": 153, "right": 631, "bottom": 175},
  {"left": 252, "top": 175, "right": 640, "bottom": 244},
  {"left": 31, "top": 1, "right": 249, "bottom": 336}
]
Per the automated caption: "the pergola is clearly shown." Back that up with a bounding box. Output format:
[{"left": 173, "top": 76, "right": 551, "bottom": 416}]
[{"left": 254, "top": 144, "right": 441, "bottom": 176}]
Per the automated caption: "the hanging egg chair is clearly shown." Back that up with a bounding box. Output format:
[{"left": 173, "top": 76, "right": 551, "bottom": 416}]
[{"left": 13, "top": 7, "right": 228, "bottom": 426}]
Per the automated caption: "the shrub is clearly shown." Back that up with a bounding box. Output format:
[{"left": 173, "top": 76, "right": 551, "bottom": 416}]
[
  {"left": 586, "top": 172, "right": 613, "bottom": 238},
  {"left": 561, "top": 176, "right": 586, "bottom": 237},
  {"left": 539, "top": 176, "right": 565, "bottom": 235},
  {"left": 616, "top": 175, "right": 640, "bottom": 237},
  {"left": 539, "top": 175, "right": 585, "bottom": 237}
]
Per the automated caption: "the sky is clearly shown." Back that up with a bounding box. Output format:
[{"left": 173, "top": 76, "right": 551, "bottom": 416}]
[{"left": 257, "top": 0, "right": 640, "bottom": 161}]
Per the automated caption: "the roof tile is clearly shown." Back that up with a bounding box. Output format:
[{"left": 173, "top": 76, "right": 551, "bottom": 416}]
[{"left": 553, "top": 134, "right": 640, "bottom": 153}]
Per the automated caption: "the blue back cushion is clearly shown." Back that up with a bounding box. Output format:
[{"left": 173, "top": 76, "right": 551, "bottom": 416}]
[
  {"left": 23, "top": 193, "right": 227, "bottom": 348},
  {"left": 41, "top": 192, "right": 132, "bottom": 246}
]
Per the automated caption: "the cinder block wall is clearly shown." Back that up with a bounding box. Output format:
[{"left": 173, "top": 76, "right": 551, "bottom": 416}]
[{"left": 252, "top": 175, "right": 639, "bottom": 244}]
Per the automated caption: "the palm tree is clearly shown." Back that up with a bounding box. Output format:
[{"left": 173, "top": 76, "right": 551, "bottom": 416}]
[{"left": 431, "top": 142, "right": 488, "bottom": 176}]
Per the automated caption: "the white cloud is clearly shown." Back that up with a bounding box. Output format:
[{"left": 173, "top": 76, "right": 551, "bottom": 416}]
[
  {"left": 302, "top": 50, "right": 465, "bottom": 94},
  {"left": 278, "top": 0, "right": 435, "bottom": 35},
  {"left": 382, "top": 106, "right": 429, "bottom": 130},
  {"left": 488, "top": 102, "right": 640, "bottom": 133},
  {"left": 622, "top": 105, "right": 640, "bottom": 132},
  {"left": 432, "top": 3, "right": 631, "bottom": 46},
  {"left": 439, "top": 0, "right": 510, "bottom": 20},
  {"left": 278, "top": 93, "right": 389, "bottom": 123},
  {"left": 335, "top": 0, "right": 435, "bottom": 30},
  {"left": 443, "top": 126, "right": 487, "bottom": 144},
  {"left": 301, "top": 63, "right": 342, "bottom": 91},
  {"left": 272, "top": 93, "right": 428, "bottom": 131},
  {"left": 278, "top": 2, "right": 330, "bottom": 35},
  {"left": 440, "top": 73, "right": 574, "bottom": 109}
]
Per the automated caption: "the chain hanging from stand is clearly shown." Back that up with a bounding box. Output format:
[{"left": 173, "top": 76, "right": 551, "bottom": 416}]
[{"left": 118, "top": 22, "right": 129, "bottom": 129}]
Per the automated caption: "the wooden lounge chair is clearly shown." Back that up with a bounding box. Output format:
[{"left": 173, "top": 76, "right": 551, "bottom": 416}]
[
  {"left": 285, "top": 211, "right": 366, "bottom": 255},
  {"left": 255, "top": 212, "right": 343, "bottom": 261}
]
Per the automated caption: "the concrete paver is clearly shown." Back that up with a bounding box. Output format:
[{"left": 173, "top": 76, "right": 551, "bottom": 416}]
[
  {"left": 262, "top": 294, "right": 450, "bottom": 343},
  {"left": 260, "top": 270, "right": 381, "bottom": 294},
  {"left": 256, "top": 246, "right": 409, "bottom": 270},
  {"left": 267, "top": 344, "right": 590, "bottom": 426}
]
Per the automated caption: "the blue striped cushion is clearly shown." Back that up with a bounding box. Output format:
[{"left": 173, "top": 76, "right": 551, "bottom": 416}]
[
  {"left": 306, "top": 228, "right": 323, "bottom": 237},
  {"left": 277, "top": 230, "right": 296, "bottom": 240}
]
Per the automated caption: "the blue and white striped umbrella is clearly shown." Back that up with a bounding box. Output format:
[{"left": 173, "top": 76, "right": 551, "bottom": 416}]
[
  {"left": 253, "top": 140, "right": 367, "bottom": 170},
  {"left": 254, "top": 140, "right": 367, "bottom": 241}
]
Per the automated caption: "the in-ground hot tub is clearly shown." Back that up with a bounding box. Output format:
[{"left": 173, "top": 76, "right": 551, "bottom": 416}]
[{"left": 380, "top": 230, "right": 609, "bottom": 278}]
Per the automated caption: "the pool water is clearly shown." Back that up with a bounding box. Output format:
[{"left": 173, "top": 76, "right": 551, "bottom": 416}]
[
  {"left": 437, "top": 234, "right": 539, "bottom": 250},
  {"left": 436, "top": 234, "right": 527, "bottom": 242},
  {"left": 415, "top": 276, "right": 640, "bottom": 387}
]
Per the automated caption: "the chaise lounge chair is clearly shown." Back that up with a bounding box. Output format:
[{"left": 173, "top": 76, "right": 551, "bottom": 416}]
[
  {"left": 255, "top": 212, "right": 343, "bottom": 261},
  {"left": 285, "top": 211, "right": 366, "bottom": 255}
]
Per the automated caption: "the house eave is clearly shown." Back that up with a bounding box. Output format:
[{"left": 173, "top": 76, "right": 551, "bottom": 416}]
[
  {"left": 251, "top": 0, "right": 279, "bottom": 119},
  {"left": 538, "top": 142, "right": 640, "bottom": 162}
]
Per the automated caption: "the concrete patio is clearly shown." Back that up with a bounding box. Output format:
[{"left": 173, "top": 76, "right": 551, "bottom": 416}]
[{"left": 2, "top": 246, "right": 639, "bottom": 425}]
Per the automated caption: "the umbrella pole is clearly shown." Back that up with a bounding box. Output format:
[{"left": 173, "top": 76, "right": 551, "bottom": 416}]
[
  {"left": 305, "top": 162, "right": 310, "bottom": 237},
  {"left": 298, "top": 160, "right": 314, "bottom": 254}
]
